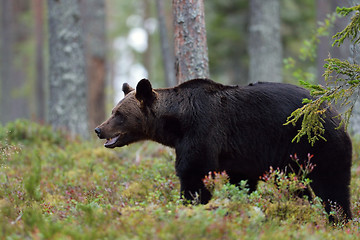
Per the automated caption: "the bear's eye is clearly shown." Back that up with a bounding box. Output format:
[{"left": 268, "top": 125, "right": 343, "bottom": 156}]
[
  {"left": 114, "top": 111, "right": 125, "bottom": 123},
  {"left": 115, "top": 111, "right": 124, "bottom": 119}
]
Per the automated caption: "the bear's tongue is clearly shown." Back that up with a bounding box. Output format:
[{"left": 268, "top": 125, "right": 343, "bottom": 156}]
[{"left": 104, "top": 135, "right": 120, "bottom": 147}]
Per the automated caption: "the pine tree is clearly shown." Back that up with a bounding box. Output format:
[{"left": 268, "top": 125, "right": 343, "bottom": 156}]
[
  {"left": 80, "top": 0, "right": 107, "bottom": 131},
  {"left": 249, "top": 0, "right": 282, "bottom": 83},
  {"left": 285, "top": 4, "right": 360, "bottom": 143},
  {"left": 47, "top": 0, "right": 89, "bottom": 138},
  {"left": 173, "top": 0, "right": 209, "bottom": 84}
]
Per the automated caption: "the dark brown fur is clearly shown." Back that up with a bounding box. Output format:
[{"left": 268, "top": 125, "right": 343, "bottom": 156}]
[{"left": 95, "top": 78, "right": 352, "bottom": 221}]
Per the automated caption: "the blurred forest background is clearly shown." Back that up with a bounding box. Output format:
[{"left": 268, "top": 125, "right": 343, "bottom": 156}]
[{"left": 0, "top": 0, "right": 357, "bottom": 137}]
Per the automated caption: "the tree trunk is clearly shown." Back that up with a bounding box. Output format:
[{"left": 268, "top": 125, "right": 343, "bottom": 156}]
[
  {"left": 0, "top": 0, "right": 30, "bottom": 124},
  {"left": 315, "top": 0, "right": 360, "bottom": 134},
  {"left": 249, "top": 0, "right": 282, "bottom": 83},
  {"left": 316, "top": 0, "right": 331, "bottom": 86},
  {"left": 47, "top": 0, "right": 89, "bottom": 138},
  {"left": 348, "top": 0, "right": 360, "bottom": 135},
  {"left": 156, "top": 0, "right": 176, "bottom": 87},
  {"left": 143, "top": 0, "right": 152, "bottom": 83},
  {"left": 173, "top": 0, "right": 209, "bottom": 84},
  {"left": 33, "top": 0, "right": 45, "bottom": 122},
  {"left": 316, "top": 0, "right": 349, "bottom": 86},
  {"left": 0, "top": 0, "right": 13, "bottom": 123},
  {"left": 80, "top": 0, "right": 107, "bottom": 131}
]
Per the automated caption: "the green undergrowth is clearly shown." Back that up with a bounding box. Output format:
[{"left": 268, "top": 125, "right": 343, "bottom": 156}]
[{"left": 1, "top": 119, "right": 360, "bottom": 239}]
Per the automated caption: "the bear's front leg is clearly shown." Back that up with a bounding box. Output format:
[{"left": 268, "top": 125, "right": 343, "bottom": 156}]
[
  {"left": 175, "top": 140, "right": 218, "bottom": 204},
  {"left": 178, "top": 174, "right": 211, "bottom": 204}
]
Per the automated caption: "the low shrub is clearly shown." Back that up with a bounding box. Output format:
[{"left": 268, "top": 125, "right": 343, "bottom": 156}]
[{"left": 0, "top": 120, "right": 359, "bottom": 239}]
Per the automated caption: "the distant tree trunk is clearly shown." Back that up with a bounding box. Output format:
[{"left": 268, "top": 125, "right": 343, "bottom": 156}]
[
  {"left": 249, "top": 0, "right": 282, "bottom": 83},
  {"left": 47, "top": 0, "right": 89, "bottom": 138},
  {"left": 33, "top": 0, "right": 45, "bottom": 122},
  {"left": 316, "top": 0, "right": 331, "bottom": 86},
  {"left": 315, "top": 0, "right": 360, "bottom": 134},
  {"left": 349, "top": 43, "right": 360, "bottom": 135},
  {"left": 316, "top": 0, "right": 349, "bottom": 85},
  {"left": 80, "top": 0, "right": 107, "bottom": 131},
  {"left": 0, "top": 0, "right": 13, "bottom": 123},
  {"left": 156, "top": 0, "right": 176, "bottom": 87},
  {"left": 173, "top": 0, "right": 209, "bottom": 84},
  {"left": 348, "top": 0, "right": 360, "bottom": 135},
  {"left": 143, "top": 0, "right": 152, "bottom": 82},
  {"left": 0, "top": 0, "right": 30, "bottom": 124}
]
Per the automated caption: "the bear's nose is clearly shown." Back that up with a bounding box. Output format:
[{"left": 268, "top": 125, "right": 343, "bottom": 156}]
[{"left": 94, "top": 127, "right": 101, "bottom": 137}]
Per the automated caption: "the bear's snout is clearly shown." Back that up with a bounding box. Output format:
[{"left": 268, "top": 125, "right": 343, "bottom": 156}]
[{"left": 94, "top": 127, "right": 101, "bottom": 138}]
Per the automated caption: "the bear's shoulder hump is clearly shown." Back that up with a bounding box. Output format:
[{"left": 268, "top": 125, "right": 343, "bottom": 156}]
[{"left": 177, "top": 79, "right": 237, "bottom": 91}]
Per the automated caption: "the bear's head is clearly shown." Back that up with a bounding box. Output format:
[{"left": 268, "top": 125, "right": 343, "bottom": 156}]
[{"left": 94, "top": 79, "right": 157, "bottom": 148}]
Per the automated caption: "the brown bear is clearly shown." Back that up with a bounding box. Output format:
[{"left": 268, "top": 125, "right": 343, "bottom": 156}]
[{"left": 95, "top": 78, "right": 352, "bottom": 220}]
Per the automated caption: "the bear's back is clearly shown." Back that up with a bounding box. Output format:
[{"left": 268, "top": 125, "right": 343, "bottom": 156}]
[
  {"left": 174, "top": 79, "right": 347, "bottom": 165},
  {"left": 176, "top": 79, "right": 310, "bottom": 104},
  {"left": 176, "top": 78, "right": 238, "bottom": 93}
]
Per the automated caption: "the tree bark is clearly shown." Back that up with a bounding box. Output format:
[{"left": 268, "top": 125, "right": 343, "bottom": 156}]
[
  {"left": 249, "top": 0, "right": 282, "bottom": 83},
  {"left": 47, "top": 0, "right": 89, "bottom": 138},
  {"left": 348, "top": 0, "right": 360, "bottom": 135},
  {"left": 173, "top": 0, "right": 210, "bottom": 84},
  {"left": 80, "top": 0, "right": 107, "bottom": 131},
  {"left": 0, "top": 0, "right": 30, "bottom": 124},
  {"left": 0, "top": 0, "right": 13, "bottom": 123},
  {"left": 33, "top": 0, "right": 45, "bottom": 122},
  {"left": 156, "top": 0, "right": 176, "bottom": 87},
  {"left": 316, "top": 0, "right": 331, "bottom": 86},
  {"left": 315, "top": 0, "right": 360, "bottom": 134},
  {"left": 316, "top": 0, "right": 350, "bottom": 85}
]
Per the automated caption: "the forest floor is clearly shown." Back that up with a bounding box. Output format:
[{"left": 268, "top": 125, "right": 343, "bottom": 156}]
[{"left": 1, "top": 119, "right": 360, "bottom": 239}]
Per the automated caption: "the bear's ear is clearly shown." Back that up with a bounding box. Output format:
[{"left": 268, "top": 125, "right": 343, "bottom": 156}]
[
  {"left": 122, "top": 83, "right": 134, "bottom": 95},
  {"left": 136, "top": 79, "right": 156, "bottom": 106}
]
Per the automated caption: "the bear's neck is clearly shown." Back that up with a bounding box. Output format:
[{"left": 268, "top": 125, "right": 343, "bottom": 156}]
[{"left": 147, "top": 91, "right": 185, "bottom": 148}]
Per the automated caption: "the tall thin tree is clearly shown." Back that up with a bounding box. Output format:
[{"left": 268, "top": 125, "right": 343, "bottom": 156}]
[
  {"left": 316, "top": 0, "right": 349, "bottom": 85},
  {"left": 0, "top": 0, "right": 30, "bottom": 123},
  {"left": 173, "top": 0, "right": 209, "bottom": 84},
  {"left": 80, "top": 0, "right": 107, "bottom": 130},
  {"left": 33, "top": 0, "right": 45, "bottom": 122},
  {"left": 47, "top": 0, "right": 89, "bottom": 138},
  {"left": 249, "top": 0, "right": 282, "bottom": 83},
  {"left": 348, "top": 0, "right": 360, "bottom": 135},
  {"left": 156, "top": 0, "right": 176, "bottom": 87}
]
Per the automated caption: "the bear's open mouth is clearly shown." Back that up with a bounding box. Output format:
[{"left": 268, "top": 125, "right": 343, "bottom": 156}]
[{"left": 104, "top": 135, "right": 121, "bottom": 148}]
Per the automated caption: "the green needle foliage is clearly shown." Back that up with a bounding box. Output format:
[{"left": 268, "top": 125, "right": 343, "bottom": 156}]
[
  {"left": 333, "top": 5, "right": 360, "bottom": 46},
  {"left": 285, "top": 4, "right": 360, "bottom": 144}
]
